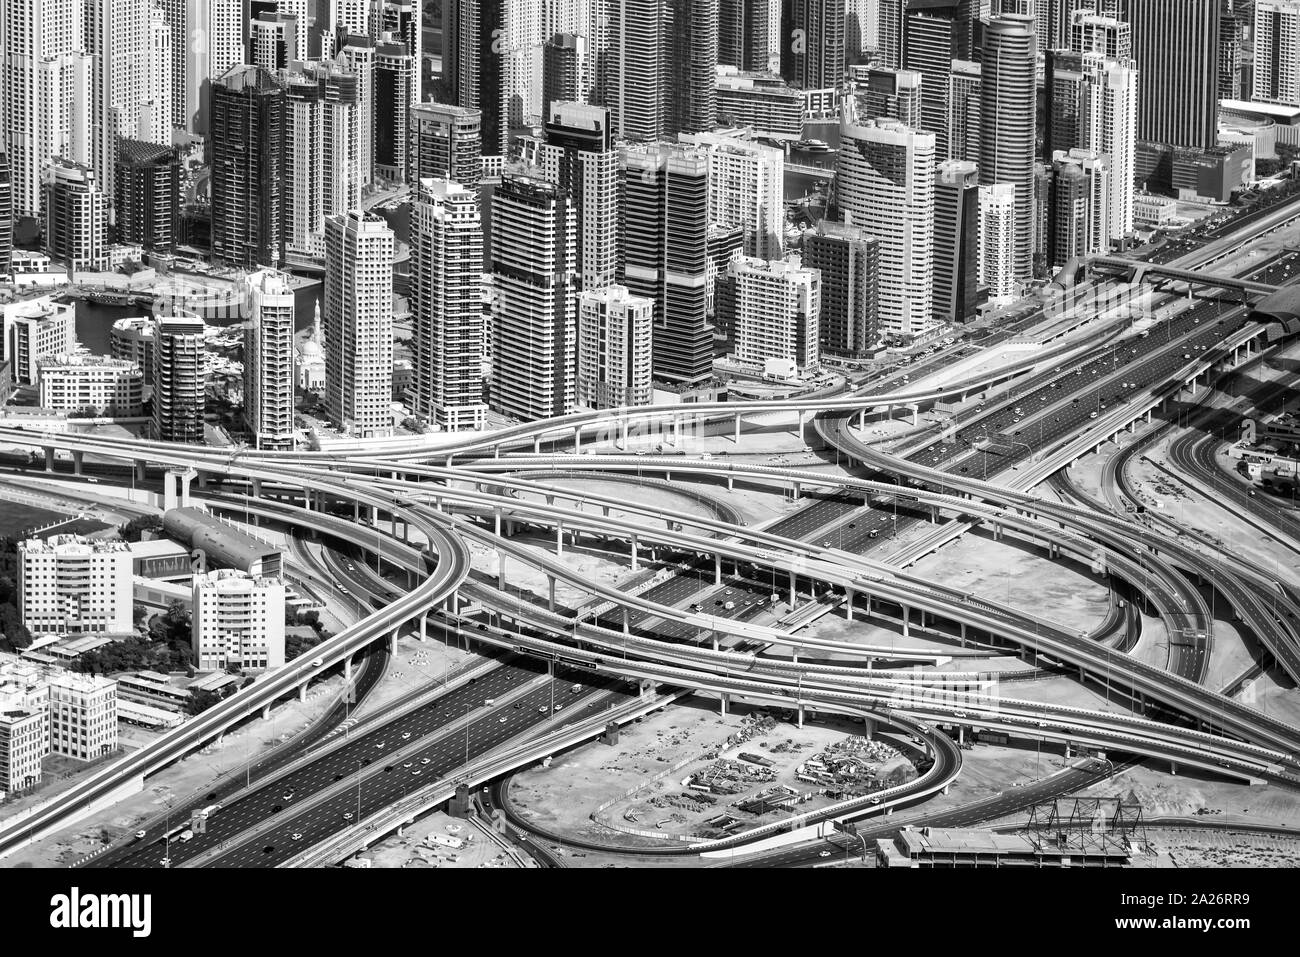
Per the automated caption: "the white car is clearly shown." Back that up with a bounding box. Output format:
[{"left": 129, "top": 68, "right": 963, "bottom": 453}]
[{"left": 819, "top": 850, "right": 832, "bottom": 858}]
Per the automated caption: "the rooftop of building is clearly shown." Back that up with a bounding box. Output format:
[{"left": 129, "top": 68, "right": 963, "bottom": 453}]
[
  {"left": 20, "top": 534, "right": 132, "bottom": 555},
  {"left": 116, "top": 138, "right": 177, "bottom": 167},
  {"left": 37, "top": 353, "right": 141, "bottom": 371},
  {"left": 194, "top": 567, "right": 284, "bottom": 591},
  {"left": 46, "top": 670, "right": 117, "bottom": 693}
]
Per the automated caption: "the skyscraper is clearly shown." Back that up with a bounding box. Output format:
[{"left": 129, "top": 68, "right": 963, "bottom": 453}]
[
  {"left": 786, "top": 0, "right": 846, "bottom": 90},
  {"left": 619, "top": 143, "right": 712, "bottom": 385},
  {"left": 284, "top": 63, "right": 361, "bottom": 259},
  {"left": 667, "top": 0, "right": 719, "bottom": 133},
  {"left": 543, "top": 33, "right": 588, "bottom": 113},
  {"left": 410, "top": 179, "right": 488, "bottom": 431},
  {"left": 536, "top": 103, "right": 619, "bottom": 292},
  {"left": 719, "top": 0, "right": 778, "bottom": 72},
  {"left": 113, "top": 139, "right": 179, "bottom": 251},
  {"left": 0, "top": 153, "right": 12, "bottom": 277},
  {"left": 374, "top": 36, "right": 416, "bottom": 181},
  {"left": 152, "top": 311, "right": 206, "bottom": 443},
  {"left": 1253, "top": 0, "right": 1300, "bottom": 107},
  {"left": 934, "top": 160, "right": 980, "bottom": 323},
  {"left": 1127, "top": 0, "right": 1220, "bottom": 150},
  {"left": 324, "top": 211, "right": 395, "bottom": 438},
  {"left": 337, "top": 36, "right": 376, "bottom": 189},
  {"left": 1049, "top": 148, "right": 1111, "bottom": 265},
  {"left": 1, "top": 0, "right": 94, "bottom": 218},
  {"left": 979, "top": 14, "right": 1037, "bottom": 282},
  {"left": 837, "top": 113, "right": 936, "bottom": 340},
  {"left": 978, "top": 182, "right": 1017, "bottom": 304},
  {"left": 490, "top": 169, "right": 578, "bottom": 421},
  {"left": 180, "top": 0, "right": 244, "bottom": 136},
  {"left": 876, "top": 0, "right": 907, "bottom": 68},
  {"left": 209, "top": 65, "right": 285, "bottom": 269},
  {"left": 443, "top": 0, "right": 509, "bottom": 153},
  {"left": 679, "top": 131, "right": 785, "bottom": 261},
  {"left": 609, "top": 0, "right": 717, "bottom": 140},
  {"left": 905, "top": 9, "right": 962, "bottom": 158},
  {"left": 948, "top": 59, "right": 982, "bottom": 163},
  {"left": 577, "top": 286, "right": 655, "bottom": 409},
  {"left": 43, "top": 159, "right": 108, "bottom": 272},
  {"left": 856, "top": 67, "right": 924, "bottom": 128},
  {"left": 803, "top": 220, "right": 878, "bottom": 357},
  {"left": 728, "top": 255, "right": 821, "bottom": 371},
  {"left": 244, "top": 270, "right": 297, "bottom": 450},
  {"left": 409, "top": 102, "right": 483, "bottom": 194}
]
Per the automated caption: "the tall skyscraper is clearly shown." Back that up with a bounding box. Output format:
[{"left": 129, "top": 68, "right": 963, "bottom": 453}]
[
  {"left": 978, "top": 182, "right": 1017, "bottom": 304},
  {"left": 877, "top": 0, "right": 907, "bottom": 68},
  {"left": 152, "top": 311, "right": 206, "bottom": 443},
  {"left": 948, "top": 59, "right": 982, "bottom": 163},
  {"left": 837, "top": 113, "right": 936, "bottom": 340},
  {"left": 979, "top": 14, "right": 1037, "bottom": 282},
  {"left": 284, "top": 63, "right": 361, "bottom": 259},
  {"left": 543, "top": 33, "right": 588, "bottom": 112},
  {"left": 1, "top": 0, "right": 94, "bottom": 218},
  {"left": 210, "top": 65, "right": 285, "bottom": 269},
  {"left": 181, "top": 0, "right": 244, "bottom": 136},
  {"left": 324, "top": 211, "right": 395, "bottom": 438},
  {"left": 409, "top": 102, "right": 483, "bottom": 194},
  {"left": 679, "top": 131, "right": 785, "bottom": 261},
  {"left": 619, "top": 142, "right": 712, "bottom": 385},
  {"left": 244, "top": 270, "right": 297, "bottom": 450},
  {"left": 249, "top": 11, "right": 299, "bottom": 69},
  {"left": 934, "top": 160, "right": 980, "bottom": 323},
  {"left": 43, "top": 159, "right": 108, "bottom": 272},
  {"left": 577, "top": 285, "right": 655, "bottom": 409},
  {"left": 720, "top": 0, "right": 778, "bottom": 72},
  {"left": 1047, "top": 49, "right": 1137, "bottom": 243},
  {"left": 905, "top": 9, "right": 962, "bottom": 158},
  {"left": 1049, "top": 148, "right": 1111, "bottom": 265},
  {"left": 1127, "top": 0, "right": 1220, "bottom": 150},
  {"left": 856, "top": 67, "right": 924, "bottom": 128},
  {"left": 374, "top": 36, "right": 416, "bottom": 181},
  {"left": 536, "top": 103, "right": 619, "bottom": 292},
  {"left": 803, "top": 220, "right": 878, "bottom": 357},
  {"left": 337, "top": 35, "right": 376, "bottom": 189},
  {"left": 490, "top": 169, "right": 578, "bottom": 422},
  {"left": 0, "top": 153, "right": 12, "bottom": 277},
  {"left": 1068, "top": 8, "right": 1131, "bottom": 58},
  {"left": 728, "top": 255, "right": 821, "bottom": 371},
  {"left": 444, "top": 0, "right": 509, "bottom": 154},
  {"left": 1253, "top": 0, "right": 1300, "bottom": 107},
  {"left": 786, "top": 0, "right": 845, "bottom": 90},
  {"left": 113, "top": 138, "right": 179, "bottom": 251},
  {"left": 410, "top": 179, "right": 488, "bottom": 431},
  {"left": 609, "top": 0, "right": 717, "bottom": 140}
]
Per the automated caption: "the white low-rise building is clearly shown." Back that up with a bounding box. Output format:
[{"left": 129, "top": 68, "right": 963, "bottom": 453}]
[
  {"left": 192, "top": 569, "right": 286, "bottom": 672},
  {"left": 19, "top": 536, "right": 135, "bottom": 636},
  {"left": 46, "top": 671, "right": 117, "bottom": 761},
  {"left": 37, "top": 354, "right": 145, "bottom": 416}
]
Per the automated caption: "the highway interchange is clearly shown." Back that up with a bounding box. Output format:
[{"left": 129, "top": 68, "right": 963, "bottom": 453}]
[{"left": 4, "top": 198, "right": 1300, "bottom": 866}]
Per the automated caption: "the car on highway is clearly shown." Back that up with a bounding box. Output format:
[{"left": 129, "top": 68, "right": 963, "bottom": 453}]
[
  {"left": 160, "top": 858, "right": 172, "bottom": 867},
  {"left": 310, "top": 657, "right": 323, "bottom": 667},
  {"left": 402, "top": 761, "right": 414, "bottom": 769},
  {"left": 282, "top": 788, "right": 295, "bottom": 799},
  {"left": 499, "top": 715, "right": 508, "bottom": 722},
  {"left": 538, "top": 706, "right": 548, "bottom": 713},
  {"left": 401, "top": 731, "right": 411, "bottom": 740},
  {"left": 292, "top": 833, "right": 303, "bottom": 841},
  {"left": 135, "top": 830, "right": 147, "bottom": 840},
  {"left": 343, "top": 812, "right": 354, "bottom": 821},
  {"left": 412, "top": 769, "right": 422, "bottom": 776},
  {"left": 420, "top": 758, "right": 431, "bottom": 765},
  {"left": 819, "top": 850, "right": 832, "bottom": 858},
  {"left": 514, "top": 701, "right": 523, "bottom": 709}
]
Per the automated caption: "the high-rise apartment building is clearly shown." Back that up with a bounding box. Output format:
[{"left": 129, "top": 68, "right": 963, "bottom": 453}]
[
  {"left": 1, "top": 0, "right": 94, "bottom": 218},
  {"left": 803, "top": 220, "right": 877, "bottom": 357},
  {"left": 948, "top": 59, "right": 982, "bottom": 163},
  {"left": 719, "top": 0, "right": 778, "bottom": 72},
  {"left": 110, "top": 316, "right": 154, "bottom": 373},
  {"left": 1254, "top": 0, "right": 1300, "bottom": 107},
  {"left": 210, "top": 65, "right": 285, "bottom": 269},
  {"left": 619, "top": 143, "right": 712, "bottom": 385},
  {"left": 113, "top": 138, "right": 178, "bottom": 251},
  {"left": 979, "top": 14, "right": 1037, "bottom": 282},
  {"left": 152, "top": 312, "right": 206, "bottom": 442},
  {"left": 876, "top": 0, "right": 907, "bottom": 68},
  {"left": 0, "top": 153, "right": 11, "bottom": 276},
  {"left": 490, "top": 169, "right": 578, "bottom": 421},
  {"left": 374, "top": 35, "right": 416, "bottom": 181},
  {"left": 191, "top": 569, "right": 286, "bottom": 671},
  {"left": 978, "top": 182, "right": 1017, "bottom": 304},
  {"left": 536, "top": 103, "right": 620, "bottom": 293},
  {"left": 934, "top": 160, "right": 981, "bottom": 324},
  {"left": 46, "top": 671, "right": 117, "bottom": 761},
  {"left": 680, "top": 131, "right": 785, "bottom": 261},
  {"left": 4, "top": 298, "right": 77, "bottom": 386},
  {"left": 856, "top": 67, "right": 924, "bottom": 129},
  {"left": 19, "top": 536, "right": 134, "bottom": 636},
  {"left": 324, "top": 211, "right": 395, "bottom": 438},
  {"left": 786, "top": 0, "right": 845, "bottom": 91},
  {"left": 286, "top": 63, "right": 363, "bottom": 261},
  {"left": 836, "top": 112, "right": 936, "bottom": 340},
  {"left": 728, "top": 255, "right": 821, "bottom": 371},
  {"left": 410, "top": 179, "right": 487, "bottom": 431},
  {"left": 245, "top": 270, "right": 297, "bottom": 450},
  {"left": 543, "top": 33, "right": 587, "bottom": 112},
  {"left": 577, "top": 285, "right": 655, "bottom": 409},
  {"left": 337, "top": 35, "right": 377, "bottom": 190},
  {"left": 1049, "top": 148, "right": 1111, "bottom": 266},
  {"left": 43, "top": 159, "right": 108, "bottom": 272},
  {"left": 904, "top": 9, "right": 961, "bottom": 159},
  {"left": 180, "top": 0, "right": 245, "bottom": 135},
  {"left": 36, "top": 355, "right": 145, "bottom": 416},
  {"left": 409, "top": 102, "right": 483, "bottom": 195},
  {"left": 608, "top": 0, "right": 717, "bottom": 141}
]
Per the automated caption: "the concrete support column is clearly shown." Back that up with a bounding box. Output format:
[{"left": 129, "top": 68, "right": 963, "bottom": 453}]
[
  {"left": 910, "top": 405, "right": 919, "bottom": 427},
  {"left": 494, "top": 508, "right": 502, "bottom": 538},
  {"left": 547, "top": 576, "right": 556, "bottom": 611},
  {"left": 789, "top": 569, "right": 797, "bottom": 606},
  {"left": 135, "top": 459, "right": 146, "bottom": 482},
  {"left": 389, "top": 628, "right": 398, "bottom": 653},
  {"left": 420, "top": 614, "right": 428, "bottom": 641},
  {"left": 298, "top": 684, "right": 307, "bottom": 702},
  {"left": 621, "top": 417, "right": 629, "bottom": 449},
  {"left": 714, "top": 553, "right": 722, "bottom": 585},
  {"left": 533, "top": 434, "right": 541, "bottom": 453},
  {"left": 43, "top": 447, "right": 54, "bottom": 471},
  {"left": 712, "top": 633, "right": 719, "bottom": 652},
  {"left": 574, "top": 425, "right": 582, "bottom": 453},
  {"left": 863, "top": 717, "right": 876, "bottom": 737},
  {"left": 630, "top": 535, "right": 639, "bottom": 571},
  {"left": 857, "top": 409, "right": 866, "bottom": 429},
  {"left": 902, "top": 605, "right": 911, "bottom": 638},
  {"left": 623, "top": 607, "right": 630, "bottom": 635},
  {"left": 262, "top": 704, "right": 271, "bottom": 720},
  {"left": 793, "top": 482, "right": 802, "bottom": 499},
  {"left": 72, "top": 450, "right": 83, "bottom": 475},
  {"left": 727, "top": 474, "right": 734, "bottom": 491},
  {"left": 959, "top": 621, "right": 967, "bottom": 647},
  {"left": 734, "top": 413, "right": 741, "bottom": 444},
  {"left": 556, "top": 522, "right": 564, "bottom": 556},
  {"left": 498, "top": 550, "right": 506, "bottom": 589},
  {"left": 720, "top": 692, "right": 729, "bottom": 716},
  {"left": 845, "top": 589, "right": 854, "bottom": 621},
  {"left": 797, "top": 704, "right": 805, "bottom": 728},
  {"left": 344, "top": 657, "right": 353, "bottom": 681}
]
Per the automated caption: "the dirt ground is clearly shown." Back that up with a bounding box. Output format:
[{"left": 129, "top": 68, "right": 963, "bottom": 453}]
[{"left": 354, "top": 810, "right": 523, "bottom": 869}]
